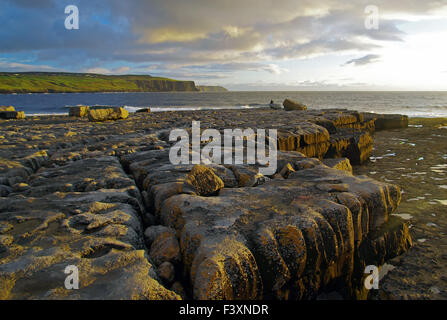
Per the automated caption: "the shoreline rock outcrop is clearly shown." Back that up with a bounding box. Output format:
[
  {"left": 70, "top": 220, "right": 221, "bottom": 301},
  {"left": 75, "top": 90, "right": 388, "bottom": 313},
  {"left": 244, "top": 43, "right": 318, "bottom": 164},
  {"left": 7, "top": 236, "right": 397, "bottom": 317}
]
[
  {"left": 69, "top": 106, "right": 90, "bottom": 117},
  {"left": 0, "top": 108, "right": 411, "bottom": 300},
  {"left": 363, "top": 113, "right": 409, "bottom": 131},
  {"left": 0, "top": 106, "right": 25, "bottom": 120},
  {"left": 88, "top": 107, "right": 129, "bottom": 122}
]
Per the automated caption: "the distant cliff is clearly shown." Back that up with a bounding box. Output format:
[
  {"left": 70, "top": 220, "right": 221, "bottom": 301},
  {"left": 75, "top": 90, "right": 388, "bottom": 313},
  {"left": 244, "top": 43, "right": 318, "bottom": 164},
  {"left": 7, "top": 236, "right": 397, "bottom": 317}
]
[
  {"left": 196, "top": 85, "right": 228, "bottom": 92},
  {"left": 0, "top": 72, "right": 199, "bottom": 93}
]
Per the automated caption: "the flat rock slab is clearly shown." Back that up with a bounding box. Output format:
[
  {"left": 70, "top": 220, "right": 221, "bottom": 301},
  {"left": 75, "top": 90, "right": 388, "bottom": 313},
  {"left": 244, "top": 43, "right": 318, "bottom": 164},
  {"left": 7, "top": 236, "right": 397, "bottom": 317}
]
[{"left": 0, "top": 157, "right": 178, "bottom": 300}]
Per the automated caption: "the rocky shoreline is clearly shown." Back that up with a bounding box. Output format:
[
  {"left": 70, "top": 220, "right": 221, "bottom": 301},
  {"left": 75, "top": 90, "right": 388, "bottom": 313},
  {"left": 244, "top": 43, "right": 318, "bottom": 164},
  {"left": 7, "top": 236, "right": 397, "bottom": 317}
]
[{"left": 0, "top": 108, "right": 411, "bottom": 300}]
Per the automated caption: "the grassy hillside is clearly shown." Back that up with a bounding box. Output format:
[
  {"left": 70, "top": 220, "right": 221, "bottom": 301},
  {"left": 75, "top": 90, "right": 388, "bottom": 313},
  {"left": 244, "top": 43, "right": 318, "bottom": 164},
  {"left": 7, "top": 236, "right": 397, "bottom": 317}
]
[{"left": 0, "top": 72, "right": 198, "bottom": 93}]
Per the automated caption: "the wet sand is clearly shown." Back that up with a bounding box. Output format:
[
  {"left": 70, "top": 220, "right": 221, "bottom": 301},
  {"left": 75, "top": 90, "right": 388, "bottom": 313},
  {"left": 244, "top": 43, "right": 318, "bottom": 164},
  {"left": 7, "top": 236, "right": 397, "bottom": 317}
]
[{"left": 354, "top": 117, "right": 447, "bottom": 299}]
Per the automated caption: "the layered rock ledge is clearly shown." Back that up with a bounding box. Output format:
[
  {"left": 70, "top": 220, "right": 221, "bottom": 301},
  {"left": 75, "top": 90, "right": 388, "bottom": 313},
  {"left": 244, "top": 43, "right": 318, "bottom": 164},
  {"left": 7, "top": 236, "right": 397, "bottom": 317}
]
[{"left": 0, "top": 108, "right": 410, "bottom": 299}]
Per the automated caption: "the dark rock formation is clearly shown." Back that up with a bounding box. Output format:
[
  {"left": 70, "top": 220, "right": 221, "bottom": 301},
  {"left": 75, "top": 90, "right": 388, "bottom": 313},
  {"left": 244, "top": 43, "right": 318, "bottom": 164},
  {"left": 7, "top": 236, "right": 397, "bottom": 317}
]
[
  {"left": 0, "top": 106, "right": 27, "bottom": 120},
  {"left": 0, "top": 111, "right": 25, "bottom": 120}
]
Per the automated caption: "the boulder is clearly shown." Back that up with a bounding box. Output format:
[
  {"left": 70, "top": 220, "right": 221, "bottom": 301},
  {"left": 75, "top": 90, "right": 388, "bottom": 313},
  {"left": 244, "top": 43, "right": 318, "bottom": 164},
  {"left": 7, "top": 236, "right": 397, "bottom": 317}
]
[
  {"left": 283, "top": 99, "right": 307, "bottom": 111},
  {"left": 88, "top": 107, "right": 129, "bottom": 122},
  {"left": 0, "top": 106, "right": 15, "bottom": 112},
  {"left": 69, "top": 106, "right": 90, "bottom": 117},
  {"left": 0, "top": 111, "right": 25, "bottom": 120},
  {"left": 185, "top": 164, "right": 224, "bottom": 196}
]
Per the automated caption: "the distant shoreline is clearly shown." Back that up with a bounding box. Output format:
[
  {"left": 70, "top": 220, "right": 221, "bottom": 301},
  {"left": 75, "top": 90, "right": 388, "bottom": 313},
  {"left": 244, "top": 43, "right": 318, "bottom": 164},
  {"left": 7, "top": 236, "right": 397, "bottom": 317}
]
[
  {"left": 0, "top": 72, "right": 199, "bottom": 94},
  {"left": 0, "top": 90, "right": 219, "bottom": 95}
]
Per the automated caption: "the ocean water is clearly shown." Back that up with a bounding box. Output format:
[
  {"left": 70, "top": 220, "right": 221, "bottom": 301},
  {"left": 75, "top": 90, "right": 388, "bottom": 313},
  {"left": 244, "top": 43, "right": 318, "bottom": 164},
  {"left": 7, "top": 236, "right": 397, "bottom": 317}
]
[{"left": 1, "top": 91, "right": 447, "bottom": 117}]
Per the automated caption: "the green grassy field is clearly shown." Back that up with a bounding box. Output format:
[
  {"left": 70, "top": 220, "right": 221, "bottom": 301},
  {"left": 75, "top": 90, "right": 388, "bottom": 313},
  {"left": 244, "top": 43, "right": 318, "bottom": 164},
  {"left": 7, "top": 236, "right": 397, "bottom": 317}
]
[{"left": 0, "top": 72, "right": 198, "bottom": 93}]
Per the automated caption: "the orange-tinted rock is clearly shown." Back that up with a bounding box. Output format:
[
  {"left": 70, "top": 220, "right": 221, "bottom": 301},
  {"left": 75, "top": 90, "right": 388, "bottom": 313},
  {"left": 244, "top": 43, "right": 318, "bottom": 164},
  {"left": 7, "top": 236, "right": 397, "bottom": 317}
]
[
  {"left": 185, "top": 164, "right": 224, "bottom": 196},
  {"left": 88, "top": 107, "right": 129, "bottom": 122}
]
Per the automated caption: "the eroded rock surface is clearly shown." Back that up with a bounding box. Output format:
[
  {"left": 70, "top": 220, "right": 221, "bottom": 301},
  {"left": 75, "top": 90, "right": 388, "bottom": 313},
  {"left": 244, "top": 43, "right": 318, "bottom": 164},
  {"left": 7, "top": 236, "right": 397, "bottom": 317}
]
[
  {"left": 0, "top": 156, "right": 178, "bottom": 299},
  {"left": 0, "top": 108, "right": 410, "bottom": 300}
]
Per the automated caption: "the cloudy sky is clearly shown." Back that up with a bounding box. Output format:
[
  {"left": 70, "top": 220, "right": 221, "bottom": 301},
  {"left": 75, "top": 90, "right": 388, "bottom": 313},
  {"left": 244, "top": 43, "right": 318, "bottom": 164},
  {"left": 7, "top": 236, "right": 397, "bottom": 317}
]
[{"left": 1, "top": 0, "right": 447, "bottom": 90}]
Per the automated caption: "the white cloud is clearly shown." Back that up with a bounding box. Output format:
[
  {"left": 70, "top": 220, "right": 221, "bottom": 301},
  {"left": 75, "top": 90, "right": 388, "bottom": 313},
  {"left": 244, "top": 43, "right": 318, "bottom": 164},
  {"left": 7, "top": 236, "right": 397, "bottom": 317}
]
[{"left": 263, "top": 64, "right": 290, "bottom": 74}]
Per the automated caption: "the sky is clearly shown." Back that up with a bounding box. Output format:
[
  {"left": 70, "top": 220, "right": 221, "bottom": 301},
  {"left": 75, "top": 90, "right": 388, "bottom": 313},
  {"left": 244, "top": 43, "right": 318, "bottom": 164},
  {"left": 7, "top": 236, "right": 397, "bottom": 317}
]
[{"left": 1, "top": 0, "right": 447, "bottom": 90}]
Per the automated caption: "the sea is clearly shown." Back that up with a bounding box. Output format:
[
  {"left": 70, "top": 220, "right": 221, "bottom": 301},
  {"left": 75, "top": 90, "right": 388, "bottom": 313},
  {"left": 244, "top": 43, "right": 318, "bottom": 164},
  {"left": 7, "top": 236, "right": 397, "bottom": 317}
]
[{"left": 1, "top": 91, "right": 447, "bottom": 117}]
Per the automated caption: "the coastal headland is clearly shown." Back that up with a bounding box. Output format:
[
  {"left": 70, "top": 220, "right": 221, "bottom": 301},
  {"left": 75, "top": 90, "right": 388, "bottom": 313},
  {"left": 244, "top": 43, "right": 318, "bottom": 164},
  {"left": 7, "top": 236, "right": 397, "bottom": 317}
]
[
  {"left": 0, "top": 107, "right": 412, "bottom": 300},
  {"left": 0, "top": 72, "right": 200, "bottom": 94}
]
